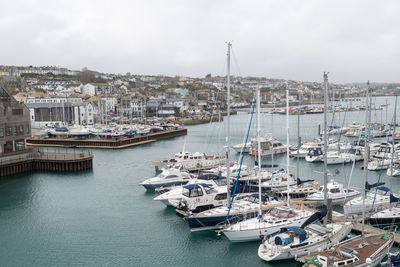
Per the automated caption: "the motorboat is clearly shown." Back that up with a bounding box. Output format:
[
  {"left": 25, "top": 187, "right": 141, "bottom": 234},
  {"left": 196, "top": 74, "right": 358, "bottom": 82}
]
[
  {"left": 249, "top": 136, "right": 287, "bottom": 157},
  {"left": 232, "top": 142, "right": 251, "bottom": 153},
  {"left": 275, "top": 179, "right": 319, "bottom": 199},
  {"left": 139, "top": 166, "right": 191, "bottom": 190},
  {"left": 324, "top": 148, "right": 363, "bottom": 165},
  {"left": 153, "top": 174, "right": 226, "bottom": 207},
  {"left": 367, "top": 158, "right": 392, "bottom": 171},
  {"left": 320, "top": 125, "right": 348, "bottom": 136},
  {"left": 175, "top": 183, "right": 228, "bottom": 214},
  {"left": 152, "top": 151, "right": 226, "bottom": 172},
  {"left": 305, "top": 147, "right": 324, "bottom": 162},
  {"left": 387, "top": 162, "right": 400, "bottom": 176},
  {"left": 306, "top": 180, "right": 360, "bottom": 206},
  {"left": 261, "top": 171, "right": 297, "bottom": 192},
  {"left": 290, "top": 141, "right": 321, "bottom": 158}
]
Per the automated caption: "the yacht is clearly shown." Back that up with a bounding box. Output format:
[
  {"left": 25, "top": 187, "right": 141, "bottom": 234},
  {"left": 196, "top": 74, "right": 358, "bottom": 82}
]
[
  {"left": 261, "top": 171, "right": 297, "bottom": 192},
  {"left": 290, "top": 141, "right": 321, "bottom": 158},
  {"left": 320, "top": 125, "right": 348, "bottom": 136},
  {"left": 153, "top": 174, "right": 226, "bottom": 207},
  {"left": 258, "top": 220, "right": 352, "bottom": 262},
  {"left": 222, "top": 205, "right": 313, "bottom": 242},
  {"left": 186, "top": 194, "right": 279, "bottom": 231},
  {"left": 249, "top": 136, "right": 287, "bottom": 157},
  {"left": 175, "top": 183, "right": 228, "bottom": 214},
  {"left": 387, "top": 162, "right": 400, "bottom": 176},
  {"left": 232, "top": 142, "right": 251, "bottom": 153},
  {"left": 139, "top": 166, "right": 191, "bottom": 190},
  {"left": 369, "top": 205, "right": 400, "bottom": 225},
  {"left": 305, "top": 147, "right": 324, "bottom": 162},
  {"left": 344, "top": 185, "right": 395, "bottom": 216},
  {"left": 306, "top": 180, "right": 360, "bottom": 206},
  {"left": 275, "top": 179, "right": 319, "bottom": 199},
  {"left": 324, "top": 148, "right": 363, "bottom": 165},
  {"left": 367, "top": 158, "right": 392, "bottom": 171},
  {"left": 303, "top": 232, "right": 394, "bottom": 267},
  {"left": 152, "top": 151, "right": 226, "bottom": 172}
]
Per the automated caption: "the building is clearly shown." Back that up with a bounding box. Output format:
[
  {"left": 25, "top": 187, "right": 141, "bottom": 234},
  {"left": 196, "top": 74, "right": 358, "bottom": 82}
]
[{"left": 0, "top": 85, "right": 31, "bottom": 154}]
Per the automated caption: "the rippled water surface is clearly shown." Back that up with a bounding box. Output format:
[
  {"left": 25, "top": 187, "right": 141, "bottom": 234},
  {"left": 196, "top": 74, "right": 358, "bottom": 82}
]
[{"left": 0, "top": 96, "right": 397, "bottom": 266}]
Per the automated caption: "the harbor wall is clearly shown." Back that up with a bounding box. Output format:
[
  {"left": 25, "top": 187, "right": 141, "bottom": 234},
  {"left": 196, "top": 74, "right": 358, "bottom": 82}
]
[{"left": 0, "top": 150, "right": 93, "bottom": 177}]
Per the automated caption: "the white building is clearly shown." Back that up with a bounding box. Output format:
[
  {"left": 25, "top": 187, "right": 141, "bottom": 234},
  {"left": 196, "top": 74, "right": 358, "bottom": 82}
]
[{"left": 82, "top": 83, "right": 96, "bottom": 96}]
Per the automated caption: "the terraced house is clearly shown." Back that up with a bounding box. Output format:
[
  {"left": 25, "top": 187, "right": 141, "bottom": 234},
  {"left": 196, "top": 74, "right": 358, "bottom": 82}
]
[{"left": 0, "top": 85, "right": 31, "bottom": 154}]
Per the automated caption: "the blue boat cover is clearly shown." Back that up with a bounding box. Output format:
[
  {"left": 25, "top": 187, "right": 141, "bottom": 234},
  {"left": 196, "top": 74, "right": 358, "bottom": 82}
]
[
  {"left": 184, "top": 183, "right": 209, "bottom": 190},
  {"left": 365, "top": 181, "right": 385, "bottom": 191},
  {"left": 297, "top": 178, "right": 314, "bottom": 185},
  {"left": 390, "top": 194, "right": 400, "bottom": 203},
  {"left": 279, "top": 226, "right": 307, "bottom": 243},
  {"left": 300, "top": 205, "right": 327, "bottom": 229},
  {"left": 197, "top": 174, "right": 225, "bottom": 180}
]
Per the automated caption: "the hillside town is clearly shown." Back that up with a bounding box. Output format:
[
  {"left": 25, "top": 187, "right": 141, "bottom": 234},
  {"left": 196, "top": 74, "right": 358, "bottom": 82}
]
[{"left": 1, "top": 65, "right": 399, "bottom": 128}]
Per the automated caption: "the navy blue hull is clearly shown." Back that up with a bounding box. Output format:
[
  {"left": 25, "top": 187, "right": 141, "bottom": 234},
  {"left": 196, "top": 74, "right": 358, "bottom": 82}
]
[
  {"left": 187, "top": 211, "right": 258, "bottom": 229},
  {"left": 369, "top": 217, "right": 400, "bottom": 225}
]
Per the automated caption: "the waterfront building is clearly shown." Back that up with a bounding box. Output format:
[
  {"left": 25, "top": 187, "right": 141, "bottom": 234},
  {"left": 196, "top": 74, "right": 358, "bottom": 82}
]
[{"left": 0, "top": 84, "right": 31, "bottom": 154}]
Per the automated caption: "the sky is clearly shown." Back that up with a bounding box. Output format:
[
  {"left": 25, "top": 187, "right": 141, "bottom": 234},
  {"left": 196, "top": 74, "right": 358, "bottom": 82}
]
[{"left": 1, "top": 0, "right": 400, "bottom": 83}]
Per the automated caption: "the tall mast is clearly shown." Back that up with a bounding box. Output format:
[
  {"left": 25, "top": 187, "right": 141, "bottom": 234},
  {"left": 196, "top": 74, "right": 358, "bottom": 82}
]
[
  {"left": 257, "top": 87, "right": 262, "bottom": 216},
  {"left": 286, "top": 84, "right": 290, "bottom": 207},
  {"left": 271, "top": 100, "right": 275, "bottom": 173},
  {"left": 323, "top": 72, "right": 329, "bottom": 226},
  {"left": 389, "top": 96, "right": 398, "bottom": 181},
  {"left": 225, "top": 42, "right": 232, "bottom": 202},
  {"left": 296, "top": 93, "right": 301, "bottom": 179},
  {"left": 362, "top": 81, "right": 371, "bottom": 244}
]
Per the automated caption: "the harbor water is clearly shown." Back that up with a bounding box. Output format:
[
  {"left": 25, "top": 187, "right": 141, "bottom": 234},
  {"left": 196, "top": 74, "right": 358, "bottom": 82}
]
[{"left": 0, "top": 96, "right": 398, "bottom": 266}]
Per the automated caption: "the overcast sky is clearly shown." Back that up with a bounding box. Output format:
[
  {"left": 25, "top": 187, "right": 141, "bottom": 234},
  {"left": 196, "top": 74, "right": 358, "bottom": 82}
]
[{"left": 1, "top": 0, "right": 399, "bottom": 83}]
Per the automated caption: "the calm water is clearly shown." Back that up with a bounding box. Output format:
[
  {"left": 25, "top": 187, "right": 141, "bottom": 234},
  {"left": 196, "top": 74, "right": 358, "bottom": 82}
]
[{"left": 0, "top": 96, "right": 398, "bottom": 266}]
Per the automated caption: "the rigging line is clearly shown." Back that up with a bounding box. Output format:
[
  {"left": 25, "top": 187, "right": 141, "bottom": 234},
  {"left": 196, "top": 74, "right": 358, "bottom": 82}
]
[
  {"left": 224, "top": 98, "right": 256, "bottom": 225},
  {"left": 230, "top": 47, "right": 242, "bottom": 78}
]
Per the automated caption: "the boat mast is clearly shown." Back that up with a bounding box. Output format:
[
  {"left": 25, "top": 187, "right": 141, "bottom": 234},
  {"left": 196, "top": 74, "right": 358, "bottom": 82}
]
[
  {"left": 323, "top": 72, "right": 329, "bottom": 226},
  {"left": 257, "top": 87, "right": 262, "bottom": 216},
  {"left": 286, "top": 84, "right": 290, "bottom": 207},
  {"left": 296, "top": 93, "right": 301, "bottom": 179},
  {"left": 271, "top": 100, "right": 275, "bottom": 173},
  {"left": 389, "top": 95, "right": 398, "bottom": 183},
  {"left": 225, "top": 42, "right": 232, "bottom": 202},
  {"left": 362, "top": 81, "right": 371, "bottom": 244}
]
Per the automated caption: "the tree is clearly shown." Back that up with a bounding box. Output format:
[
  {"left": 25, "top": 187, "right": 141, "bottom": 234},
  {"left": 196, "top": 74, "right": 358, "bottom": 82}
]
[{"left": 205, "top": 73, "right": 212, "bottom": 79}]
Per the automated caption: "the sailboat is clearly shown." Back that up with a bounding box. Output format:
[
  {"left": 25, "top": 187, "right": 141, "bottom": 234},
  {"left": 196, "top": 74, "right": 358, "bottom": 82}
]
[
  {"left": 302, "top": 82, "right": 395, "bottom": 267},
  {"left": 222, "top": 86, "right": 313, "bottom": 243},
  {"left": 258, "top": 73, "right": 352, "bottom": 262}
]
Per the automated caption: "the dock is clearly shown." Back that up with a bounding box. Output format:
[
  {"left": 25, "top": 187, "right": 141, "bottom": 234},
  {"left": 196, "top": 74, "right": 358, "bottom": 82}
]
[
  {"left": 26, "top": 128, "right": 187, "bottom": 149},
  {"left": 0, "top": 149, "right": 93, "bottom": 177}
]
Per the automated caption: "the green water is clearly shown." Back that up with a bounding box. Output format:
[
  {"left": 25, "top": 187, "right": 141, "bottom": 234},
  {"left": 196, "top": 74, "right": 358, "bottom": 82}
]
[{"left": 0, "top": 96, "right": 397, "bottom": 266}]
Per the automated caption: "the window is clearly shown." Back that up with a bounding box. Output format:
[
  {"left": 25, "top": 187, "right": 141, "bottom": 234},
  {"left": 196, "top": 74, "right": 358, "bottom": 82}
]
[
  {"left": 0, "top": 128, "right": 3, "bottom": 138},
  {"left": 5, "top": 127, "right": 12, "bottom": 136}
]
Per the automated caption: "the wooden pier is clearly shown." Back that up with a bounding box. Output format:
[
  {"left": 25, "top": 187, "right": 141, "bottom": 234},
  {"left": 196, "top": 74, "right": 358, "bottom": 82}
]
[
  {"left": 0, "top": 150, "right": 93, "bottom": 177},
  {"left": 26, "top": 128, "right": 187, "bottom": 149}
]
